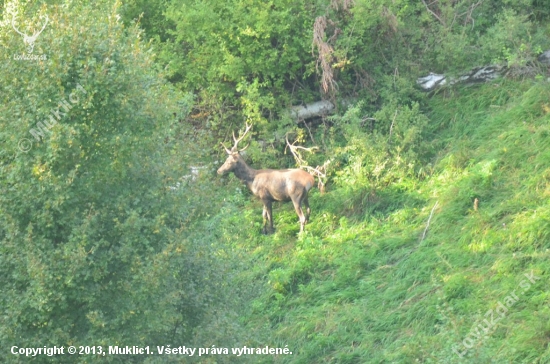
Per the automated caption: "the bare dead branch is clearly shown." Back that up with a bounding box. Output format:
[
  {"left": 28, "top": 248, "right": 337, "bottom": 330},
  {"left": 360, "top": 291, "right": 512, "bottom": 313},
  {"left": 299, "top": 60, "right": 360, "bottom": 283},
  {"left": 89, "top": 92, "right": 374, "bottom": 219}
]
[
  {"left": 313, "top": 16, "right": 338, "bottom": 94},
  {"left": 420, "top": 201, "right": 439, "bottom": 243},
  {"left": 463, "top": 0, "right": 482, "bottom": 29},
  {"left": 302, "top": 120, "right": 316, "bottom": 144},
  {"left": 388, "top": 110, "right": 398, "bottom": 141},
  {"left": 421, "top": 0, "right": 445, "bottom": 26},
  {"left": 285, "top": 136, "right": 330, "bottom": 193}
]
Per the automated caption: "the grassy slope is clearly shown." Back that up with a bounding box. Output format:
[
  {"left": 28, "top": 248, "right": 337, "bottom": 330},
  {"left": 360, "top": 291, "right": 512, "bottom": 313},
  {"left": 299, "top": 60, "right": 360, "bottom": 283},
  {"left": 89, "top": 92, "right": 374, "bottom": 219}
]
[{"left": 219, "top": 80, "right": 550, "bottom": 363}]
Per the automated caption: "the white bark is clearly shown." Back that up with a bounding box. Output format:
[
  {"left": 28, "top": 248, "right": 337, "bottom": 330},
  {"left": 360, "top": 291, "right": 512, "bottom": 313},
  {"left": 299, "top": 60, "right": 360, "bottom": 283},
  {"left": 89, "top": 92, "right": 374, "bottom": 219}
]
[
  {"left": 539, "top": 50, "right": 550, "bottom": 66},
  {"left": 417, "top": 49, "right": 550, "bottom": 92},
  {"left": 288, "top": 100, "right": 335, "bottom": 121},
  {"left": 416, "top": 73, "right": 447, "bottom": 90},
  {"left": 417, "top": 66, "right": 504, "bottom": 91}
]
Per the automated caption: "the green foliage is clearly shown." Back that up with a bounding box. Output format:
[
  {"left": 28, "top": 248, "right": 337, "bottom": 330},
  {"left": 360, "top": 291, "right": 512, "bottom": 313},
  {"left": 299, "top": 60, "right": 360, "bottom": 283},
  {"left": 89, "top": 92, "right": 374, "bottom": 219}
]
[
  {"left": 231, "top": 80, "right": 550, "bottom": 364},
  {"left": 160, "top": 0, "right": 318, "bottom": 123},
  {"left": 329, "top": 99, "right": 430, "bottom": 192},
  {"left": 236, "top": 78, "right": 275, "bottom": 126},
  {"left": 3, "top": 0, "right": 550, "bottom": 363},
  {"left": 0, "top": 1, "right": 244, "bottom": 361},
  {"left": 119, "top": 0, "right": 172, "bottom": 41},
  {"left": 121, "top": 0, "right": 550, "bottom": 146},
  {"left": 340, "top": 0, "right": 550, "bottom": 98}
]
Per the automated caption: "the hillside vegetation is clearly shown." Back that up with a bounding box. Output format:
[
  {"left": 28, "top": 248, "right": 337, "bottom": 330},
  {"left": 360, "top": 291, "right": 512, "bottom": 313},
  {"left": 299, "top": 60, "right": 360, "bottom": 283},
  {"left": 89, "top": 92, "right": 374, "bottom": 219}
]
[
  {"left": 1, "top": 0, "right": 550, "bottom": 363},
  {"left": 226, "top": 80, "right": 550, "bottom": 363}
]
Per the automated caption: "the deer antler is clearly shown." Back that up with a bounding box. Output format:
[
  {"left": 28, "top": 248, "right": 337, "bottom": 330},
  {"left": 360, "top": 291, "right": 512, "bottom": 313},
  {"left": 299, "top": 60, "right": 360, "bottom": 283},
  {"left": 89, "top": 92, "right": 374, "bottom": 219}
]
[
  {"left": 230, "top": 122, "right": 252, "bottom": 152},
  {"left": 220, "top": 142, "right": 232, "bottom": 154}
]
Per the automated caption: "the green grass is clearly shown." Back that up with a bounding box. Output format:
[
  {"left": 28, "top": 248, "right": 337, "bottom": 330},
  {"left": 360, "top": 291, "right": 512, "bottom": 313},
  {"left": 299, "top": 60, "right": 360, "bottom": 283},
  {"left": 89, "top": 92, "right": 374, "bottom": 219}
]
[{"left": 217, "top": 80, "right": 550, "bottom": 363}]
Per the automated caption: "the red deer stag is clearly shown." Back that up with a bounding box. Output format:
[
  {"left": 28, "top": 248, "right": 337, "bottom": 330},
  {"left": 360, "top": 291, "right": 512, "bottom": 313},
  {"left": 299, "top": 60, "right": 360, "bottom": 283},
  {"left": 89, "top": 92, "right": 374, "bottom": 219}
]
[{"left": 217, "top": 124, "right": 315, "bottom": 234}]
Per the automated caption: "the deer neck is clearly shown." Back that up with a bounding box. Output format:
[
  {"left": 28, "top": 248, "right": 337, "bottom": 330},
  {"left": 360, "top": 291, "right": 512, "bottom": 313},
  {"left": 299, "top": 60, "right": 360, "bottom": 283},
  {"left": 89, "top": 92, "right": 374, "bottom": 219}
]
[{"left": 233, "top": 158, "right": 257, "bottom": 185}]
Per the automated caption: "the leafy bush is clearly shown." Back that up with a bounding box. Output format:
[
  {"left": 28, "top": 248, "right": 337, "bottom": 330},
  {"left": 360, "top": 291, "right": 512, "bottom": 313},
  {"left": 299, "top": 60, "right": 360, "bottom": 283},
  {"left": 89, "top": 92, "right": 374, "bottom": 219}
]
[{"left": 0, "top": 1, "right": 237, "bottom": 361}]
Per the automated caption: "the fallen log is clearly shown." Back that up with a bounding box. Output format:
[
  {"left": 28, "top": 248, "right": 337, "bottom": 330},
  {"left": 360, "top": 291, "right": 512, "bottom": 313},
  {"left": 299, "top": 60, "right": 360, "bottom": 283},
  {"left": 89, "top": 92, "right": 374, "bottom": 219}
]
[
  {"left": 417, "top": 49, "right": 550, "bottom": 92},
  {"left": 538, "top": 50, "right": 550, "bottom": 66},
  {"left": 417, "top": 65, "right": 504, "bottom": 91},
  {"left": 288, "top": 100, "right": 335, "bottom": 121}
]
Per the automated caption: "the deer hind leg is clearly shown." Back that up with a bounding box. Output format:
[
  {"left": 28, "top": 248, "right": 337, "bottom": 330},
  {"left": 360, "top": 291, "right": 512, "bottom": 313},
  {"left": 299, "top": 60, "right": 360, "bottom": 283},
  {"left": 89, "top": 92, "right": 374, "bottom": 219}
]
[
  {"left": 292, "top": 198, "right": 307, "bottom": 233},
  {"left": 303, "top": 195, "right": 311, "bottom": 223},
  {"left": 262, "top": 200, "right": 274, "bottom": 234},
  {"left": 262, "top": 205, "right": 268, "bottom": 234}
]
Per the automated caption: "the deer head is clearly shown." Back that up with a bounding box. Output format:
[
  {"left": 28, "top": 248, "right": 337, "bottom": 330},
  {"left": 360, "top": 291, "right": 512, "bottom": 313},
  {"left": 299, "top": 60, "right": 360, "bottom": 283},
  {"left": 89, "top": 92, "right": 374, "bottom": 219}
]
[
  {"left": 217, "top": 123, "right": 252, "bottom": 175},
  {"left": 12, "top": 15, "right": 49, "bottom": 54}
]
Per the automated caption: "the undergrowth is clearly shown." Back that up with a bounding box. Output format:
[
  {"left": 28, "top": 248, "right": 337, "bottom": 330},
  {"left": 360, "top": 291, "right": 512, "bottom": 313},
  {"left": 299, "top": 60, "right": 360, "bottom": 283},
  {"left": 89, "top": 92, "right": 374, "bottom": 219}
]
[{"left": 211, "top": 80, "right": 550, "bottom": 363}]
